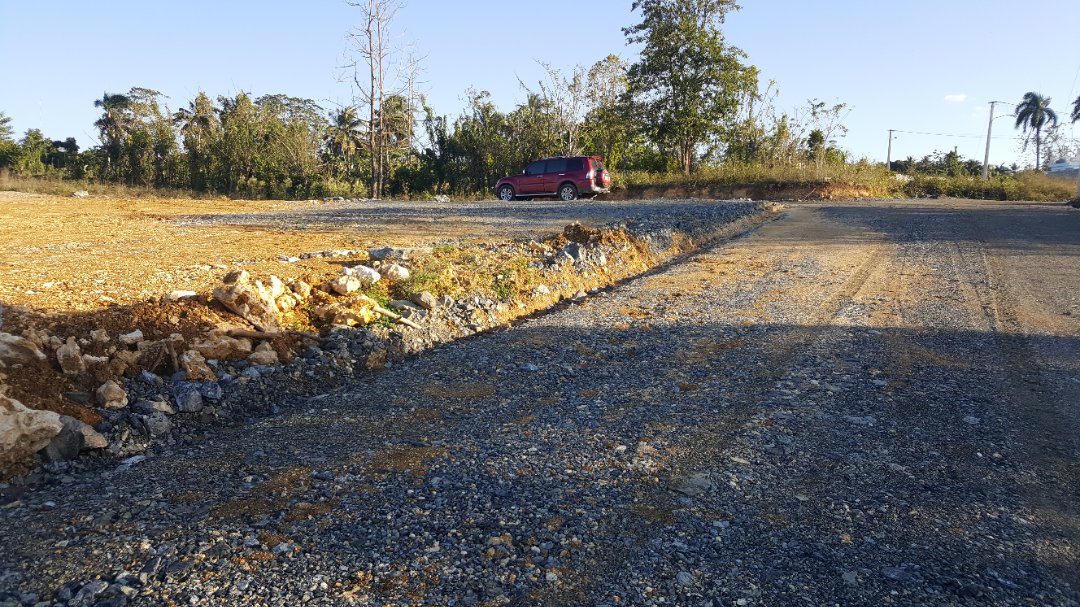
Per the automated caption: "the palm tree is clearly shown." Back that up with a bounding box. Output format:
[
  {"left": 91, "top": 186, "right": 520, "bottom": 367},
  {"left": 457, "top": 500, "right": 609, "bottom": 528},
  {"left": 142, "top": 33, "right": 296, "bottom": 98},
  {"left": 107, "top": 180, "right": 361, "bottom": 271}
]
[
  {"left": 173, "top": 92, "right": 219, "bottom": 144},
  {"left": 325, "top": 106, "right": 365, "bottom": 176},
  {"left": 1071, "top": 96, "right": 1080, "bottom": 202},
  {"left": 1013, "top": 92, "right": 1058, "bottom": 170},
  {"left": 93, "top": 92, "right": 132, "bottom": 178},
  {"left": 174, "top": 92, "right": 221, "bottom": 190},
  {"left": 93, "top": 93, "right": 130, "bottom": 146}
]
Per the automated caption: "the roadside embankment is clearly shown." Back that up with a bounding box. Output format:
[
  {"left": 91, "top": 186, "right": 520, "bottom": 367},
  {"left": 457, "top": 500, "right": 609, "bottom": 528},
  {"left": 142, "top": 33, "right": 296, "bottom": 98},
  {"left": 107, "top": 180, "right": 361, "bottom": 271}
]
[{"left": 0, "top": 200, "right": 781, "bottom": 481}]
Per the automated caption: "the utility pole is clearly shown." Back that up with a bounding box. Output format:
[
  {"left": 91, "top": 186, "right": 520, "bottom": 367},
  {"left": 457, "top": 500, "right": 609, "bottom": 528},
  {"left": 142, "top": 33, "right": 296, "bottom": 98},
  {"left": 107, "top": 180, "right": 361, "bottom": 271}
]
[
  {"left": 886, "top": 129, "right": 894, "bottom": 171},
  {"left": 1076, "top": 161, "right": 1080, "bottom": 201},
  {"left": 982, "top": 101, "right": 997, "bottom": 180}
]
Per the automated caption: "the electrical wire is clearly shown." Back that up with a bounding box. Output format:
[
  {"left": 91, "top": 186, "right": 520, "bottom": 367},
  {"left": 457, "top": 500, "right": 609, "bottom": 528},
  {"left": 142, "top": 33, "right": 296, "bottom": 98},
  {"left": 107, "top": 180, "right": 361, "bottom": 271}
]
[{"left": 891, "top": 129, "right": 1024, "bottom": 141}]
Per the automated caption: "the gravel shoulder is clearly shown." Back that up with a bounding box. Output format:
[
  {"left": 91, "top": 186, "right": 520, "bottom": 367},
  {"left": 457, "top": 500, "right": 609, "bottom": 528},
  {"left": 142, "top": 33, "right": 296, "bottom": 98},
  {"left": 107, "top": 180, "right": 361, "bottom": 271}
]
[{"left": 1, "top": 199, "right": 1078, "bottom": 606}]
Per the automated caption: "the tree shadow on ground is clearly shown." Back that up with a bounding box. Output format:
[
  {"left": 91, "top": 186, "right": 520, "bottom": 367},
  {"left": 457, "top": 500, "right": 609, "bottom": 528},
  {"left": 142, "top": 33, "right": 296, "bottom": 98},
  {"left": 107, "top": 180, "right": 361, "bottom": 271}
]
[{"left": 2, "top": 317, "right": 1077, "bottom": 604}]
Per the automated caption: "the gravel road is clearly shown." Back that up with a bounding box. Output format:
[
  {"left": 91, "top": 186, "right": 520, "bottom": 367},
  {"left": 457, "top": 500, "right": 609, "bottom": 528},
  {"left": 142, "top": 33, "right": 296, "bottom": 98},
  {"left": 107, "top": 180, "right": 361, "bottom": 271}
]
[
  {"left": 2, "top": 199, "right": 1078, "bottom": 606},
  {"left": 172, "top": 197, "right": 768, "bottom": 242}
]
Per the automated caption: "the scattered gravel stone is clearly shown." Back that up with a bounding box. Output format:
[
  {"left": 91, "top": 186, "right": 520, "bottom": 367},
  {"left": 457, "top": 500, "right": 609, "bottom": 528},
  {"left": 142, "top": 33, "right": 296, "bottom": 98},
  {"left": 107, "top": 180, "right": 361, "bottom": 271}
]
[
  {"left": 1, "top": 201, "right": 1077, "bottom": 606},
  {"left": 171, "top": 383, "right": 204, "bottom": 413}
]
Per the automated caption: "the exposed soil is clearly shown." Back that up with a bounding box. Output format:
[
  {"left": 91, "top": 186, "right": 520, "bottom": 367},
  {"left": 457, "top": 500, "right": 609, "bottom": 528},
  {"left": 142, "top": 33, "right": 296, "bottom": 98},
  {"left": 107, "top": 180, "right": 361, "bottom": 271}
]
[{"left": 0, "top": 191, "right": 771, "bottom": 436}]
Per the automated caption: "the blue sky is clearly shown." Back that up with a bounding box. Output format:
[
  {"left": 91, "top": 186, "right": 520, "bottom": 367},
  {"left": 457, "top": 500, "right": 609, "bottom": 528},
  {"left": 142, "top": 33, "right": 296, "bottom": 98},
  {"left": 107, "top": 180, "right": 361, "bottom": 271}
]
[{"left": 2, "top": 0, "right": 1078, "bottom": 168}]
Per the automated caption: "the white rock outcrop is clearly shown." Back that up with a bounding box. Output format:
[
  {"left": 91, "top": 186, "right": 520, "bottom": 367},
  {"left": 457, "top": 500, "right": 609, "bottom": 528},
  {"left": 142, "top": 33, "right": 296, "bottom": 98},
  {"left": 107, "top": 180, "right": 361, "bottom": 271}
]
[
  {"left": 180, "top": 350, "right": 216, "bottom": 381},
  {"left": 164, "top": 290, "right": 199, "bottom": 302},
  {"left": 118, "top": 330, "right": 144, "bottom": 346},
  {"left": 248, "top": 342, "right": 279, "bottom": 365},
  {"left": 276, "top": 293, "right": 298, "bottom": 312},
  {"left": 267, "top": 275, "right": 286, "bottom": 299},
  {"left": 288, "top": 279, "right": 313, "bottom": 299},
  {"left": 191, "top": 330, "right": 252, "bottom": 360},
  {"left": 343, "top": 265, "right": 381, "bottom": 286},
  {"left": 56, "top": 337, "right": 86, "bottom": 375},
  {"left": 330, "top": 275, "right": 362, "bottom": 296}
]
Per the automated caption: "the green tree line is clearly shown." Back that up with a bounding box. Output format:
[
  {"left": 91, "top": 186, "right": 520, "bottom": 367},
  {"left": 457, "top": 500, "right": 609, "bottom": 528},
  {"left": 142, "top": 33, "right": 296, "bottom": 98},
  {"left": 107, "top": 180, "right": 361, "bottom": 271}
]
[{"left": 22, "top": 0, "right": 1074, "bottom": 199}]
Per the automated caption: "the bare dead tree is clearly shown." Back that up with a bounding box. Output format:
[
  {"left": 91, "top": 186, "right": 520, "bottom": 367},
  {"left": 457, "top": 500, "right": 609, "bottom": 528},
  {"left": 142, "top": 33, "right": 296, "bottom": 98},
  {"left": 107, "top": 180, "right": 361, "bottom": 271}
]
[
  {"left": 343, "top": 0, "right": 398, "bottom": 199},
  {"left": 342, "top": 0, "right": 426, "bottom": 199},
  {"left": 399, "top": 46, "right": 425, "bottom": 158}
]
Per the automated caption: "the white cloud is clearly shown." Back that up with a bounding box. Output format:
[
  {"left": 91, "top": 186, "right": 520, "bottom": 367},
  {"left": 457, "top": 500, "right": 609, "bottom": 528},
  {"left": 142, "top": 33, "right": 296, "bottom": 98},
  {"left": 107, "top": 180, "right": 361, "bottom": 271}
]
[{"left": 944, "top": 94, "right": 968, "bottom": 103}]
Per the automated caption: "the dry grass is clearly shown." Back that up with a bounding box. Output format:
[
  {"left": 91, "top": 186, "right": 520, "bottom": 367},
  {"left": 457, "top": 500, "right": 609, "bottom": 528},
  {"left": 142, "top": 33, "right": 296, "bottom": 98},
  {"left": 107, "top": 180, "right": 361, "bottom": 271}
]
[
  {"left": 619, "top": 162, "right": 896, "bottom": 197},
  {"left": 0, "top": 175, "right": 204, "bottom": 200},
  {"left": 366, "top": 446, "right": 448, "bottom": 476},
  {"left": 421, "top": 383, "right": 498, "bottom": 401},
  {"left": 901, "top": 171, "right": 1077, "bottom": 201}
]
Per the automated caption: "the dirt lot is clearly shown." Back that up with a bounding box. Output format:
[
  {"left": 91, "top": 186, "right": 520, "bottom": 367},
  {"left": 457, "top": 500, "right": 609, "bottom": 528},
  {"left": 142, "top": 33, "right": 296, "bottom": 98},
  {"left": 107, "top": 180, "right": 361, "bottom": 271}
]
[
  {"left": 0, "top": 193, "right": 467, "bottom": 314},
  {"left": 0, "top": 192, "right": 773, "bottom": 314},
  {"left": 0, "top": 191, "right": 767, "bottom": 426}
]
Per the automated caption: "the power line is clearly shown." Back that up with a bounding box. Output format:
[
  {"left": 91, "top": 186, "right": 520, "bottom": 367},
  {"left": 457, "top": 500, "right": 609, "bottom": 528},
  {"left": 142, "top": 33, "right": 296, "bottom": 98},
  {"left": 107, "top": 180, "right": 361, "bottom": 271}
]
[
  {"left": 891, "top": 129, "right": 1023, "bottom": 140},
  {"left": 1069, "top": 61, "right": 1080, "bottom": 100},
  {"left": 891, "top": 129, "right": 1078, "bottom": 143}
]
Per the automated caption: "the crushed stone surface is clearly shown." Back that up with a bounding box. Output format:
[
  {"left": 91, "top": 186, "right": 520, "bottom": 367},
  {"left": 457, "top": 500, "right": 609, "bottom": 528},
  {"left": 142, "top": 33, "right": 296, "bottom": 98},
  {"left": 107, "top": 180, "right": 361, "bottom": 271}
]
[{"left": 1, "top": 199, "right": 1078, "bottom": 606}]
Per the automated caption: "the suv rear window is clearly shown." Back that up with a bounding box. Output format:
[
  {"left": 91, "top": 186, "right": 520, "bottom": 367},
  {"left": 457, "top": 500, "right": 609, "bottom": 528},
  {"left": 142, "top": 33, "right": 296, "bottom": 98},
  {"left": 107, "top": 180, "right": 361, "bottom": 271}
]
[
  {"left": 589, "top": 157, "right": 605, "bottom": 171},
  {"left": 545, "top": 158, "right": 567, "bottom": 173}
]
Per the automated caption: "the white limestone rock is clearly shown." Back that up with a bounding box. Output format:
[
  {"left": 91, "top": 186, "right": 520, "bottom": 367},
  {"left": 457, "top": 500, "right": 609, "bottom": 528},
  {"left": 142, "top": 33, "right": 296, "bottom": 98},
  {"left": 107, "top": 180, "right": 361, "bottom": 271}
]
[
  {"left": 0, "top": 394, "right": 62, "bottom": 475},
  {"left": 330, "top": 275, "right": 362, "bottom": 296},
  {"left": 0, "top": 332, "right": 47, "bottom": 366},
  {"left": 383, "top": 263, "right": 411, "bottom": 282},
  {"left": 56, "top": 337, "right": 86, "bottom": 375},
  {"left": 247, "top": 342, "right": 279, "bottom": 366},
  {"left": 96, "top": 380, "right": 129, "bottom": 410}
]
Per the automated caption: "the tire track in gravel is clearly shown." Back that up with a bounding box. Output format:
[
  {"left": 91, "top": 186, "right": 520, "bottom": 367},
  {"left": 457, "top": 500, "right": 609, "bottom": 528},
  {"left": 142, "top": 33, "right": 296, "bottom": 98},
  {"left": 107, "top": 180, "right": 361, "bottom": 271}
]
[
  {"left": 955, "top": 237, "right": 1080, "bottom": 587},
  {"left": 560, "top": 206, "right": 892, "bottom": 601},
  {"left": 665, "top": 243, "right": 889, "bottom": 481},
  {"left": 808, "top": 202, "right": 1079, "bottom": 602}
]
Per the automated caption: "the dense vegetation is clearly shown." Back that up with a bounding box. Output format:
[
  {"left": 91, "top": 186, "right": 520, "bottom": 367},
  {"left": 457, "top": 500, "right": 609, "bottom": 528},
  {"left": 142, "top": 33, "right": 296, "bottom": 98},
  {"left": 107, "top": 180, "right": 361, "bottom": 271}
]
[{"left": 1, "top": 0, "right": 1078, "bottom": 202}]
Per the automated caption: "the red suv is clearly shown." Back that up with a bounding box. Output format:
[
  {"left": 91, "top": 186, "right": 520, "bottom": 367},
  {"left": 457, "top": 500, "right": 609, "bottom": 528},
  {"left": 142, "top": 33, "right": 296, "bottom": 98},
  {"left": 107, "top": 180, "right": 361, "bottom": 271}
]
[{"left": 494, "top": 155, "right": 611, "bottom": 201}]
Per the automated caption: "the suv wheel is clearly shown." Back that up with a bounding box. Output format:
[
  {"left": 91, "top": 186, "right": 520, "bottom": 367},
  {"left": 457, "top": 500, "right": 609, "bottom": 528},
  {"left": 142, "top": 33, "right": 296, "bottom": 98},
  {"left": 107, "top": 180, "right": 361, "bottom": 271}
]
[
  {"left": 497, "top": 185, "right": 515, "bottom": 201},
  {"left": 558, "top": 183, "right": 578, "bottom": 201}
]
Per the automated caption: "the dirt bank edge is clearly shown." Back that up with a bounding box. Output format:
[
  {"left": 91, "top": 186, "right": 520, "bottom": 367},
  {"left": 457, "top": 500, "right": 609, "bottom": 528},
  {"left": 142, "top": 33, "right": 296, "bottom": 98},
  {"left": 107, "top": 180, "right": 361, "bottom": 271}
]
[{"left": 0, "top": 201, "right": 781, "bottom": 485}]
